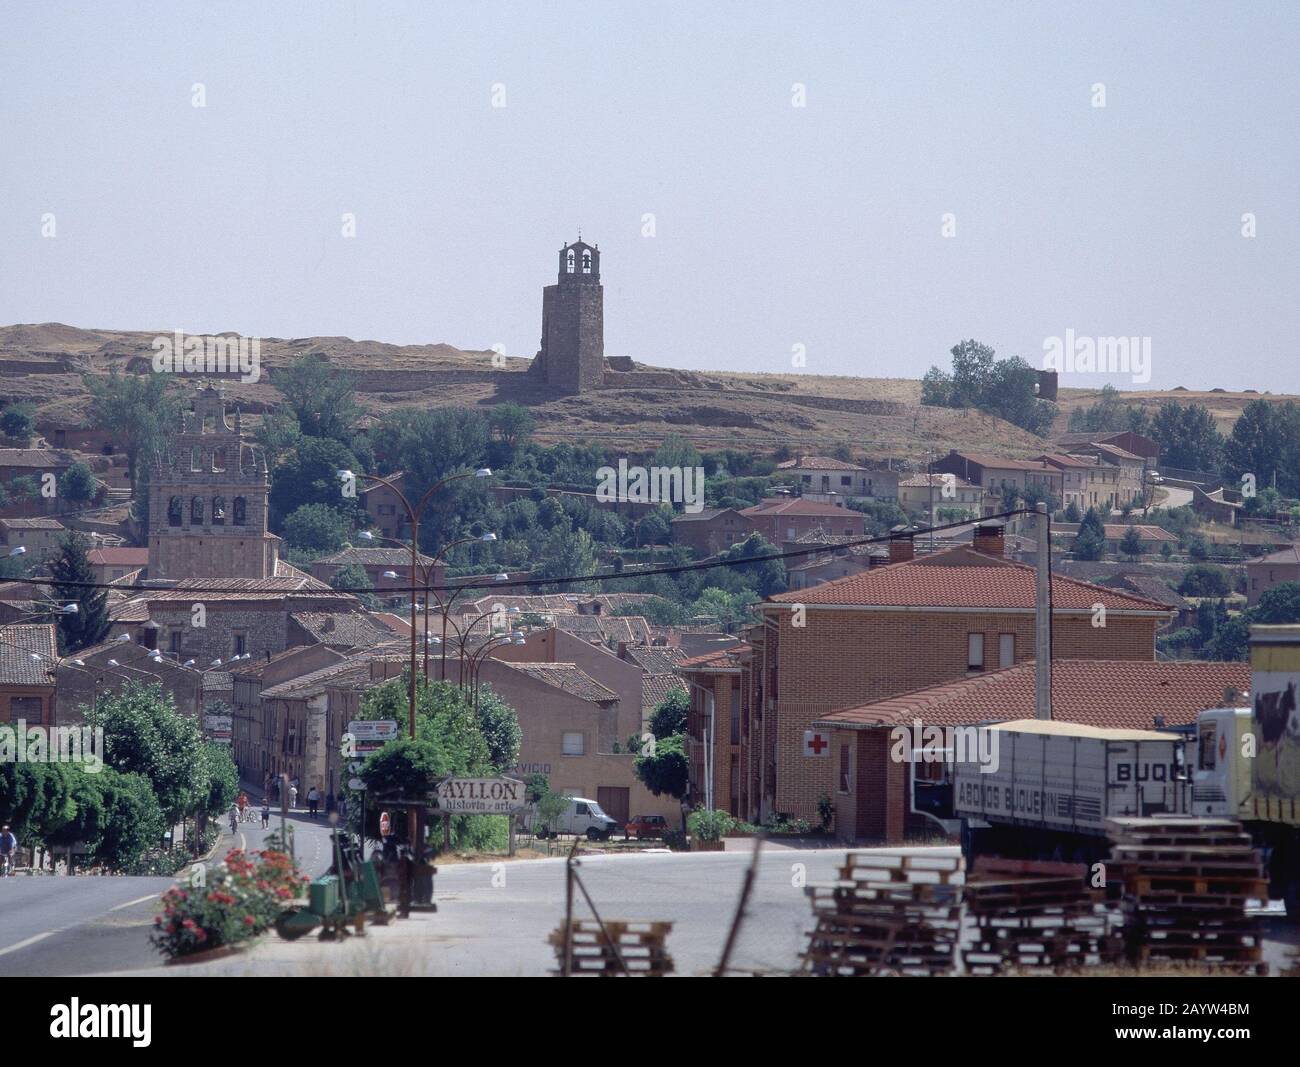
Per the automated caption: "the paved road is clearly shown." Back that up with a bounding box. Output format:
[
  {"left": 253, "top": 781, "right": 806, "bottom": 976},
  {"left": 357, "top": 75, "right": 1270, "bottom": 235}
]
[{"left": 0, "top": 808, "right": 337, "bottom": 977}]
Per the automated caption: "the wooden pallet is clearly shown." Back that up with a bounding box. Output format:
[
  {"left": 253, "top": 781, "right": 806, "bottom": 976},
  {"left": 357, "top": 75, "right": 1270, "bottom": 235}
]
[{"left": 549, "top": 920, "right": 674, "bottom": 976}]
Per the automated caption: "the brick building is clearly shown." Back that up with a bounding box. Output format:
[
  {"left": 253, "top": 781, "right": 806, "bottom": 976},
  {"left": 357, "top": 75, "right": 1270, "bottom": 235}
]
[
  {"left": 148, "top": 385, "right": 280, "bottom": 580},
  {"left": 777, "top": 456, "right": 900, "bottom": 502},
  {"left": 54, "top": 639, "right": 204, "bottom": 725},
  {"left": 676, "top": 645, "right": 748, "bottom": 815},
  {"left": 670, "top": 508, "right": 756, "bottom": 555},
  {"left": 735, "top": 529, "right": 1172, "bottom": 824},
  {"left": 0, "top": 623, "right": 57, "bottom": 725},
  {"left": 814, "top": 659, "right": 1249, "bottom": 843},
  {"left": 932, "top": 452, "right": 1063, "bottom": 503},
  {"left": 87, "top": 546, "right": 150, "bottom": 583},
  {"left": 0, "top": 517, "right": 67, "bottom": 563},
  {"left": 740, "top": 498, "right": 866, "bottom": 543},
  {"left": 1247, "top": 544, "right": 1300, "bottom": 607},
  {"left": 310, "top": 546, "right": 444, "bottom": 607}
]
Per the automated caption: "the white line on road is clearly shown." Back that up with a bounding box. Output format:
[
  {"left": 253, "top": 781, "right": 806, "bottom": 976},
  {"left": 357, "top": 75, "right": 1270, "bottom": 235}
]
[
  {"left": 109, "top": 893, "right": 161, "bottom": 913},
  {"left": 0, "top": 931, "right": 53, "bottom": 958}
]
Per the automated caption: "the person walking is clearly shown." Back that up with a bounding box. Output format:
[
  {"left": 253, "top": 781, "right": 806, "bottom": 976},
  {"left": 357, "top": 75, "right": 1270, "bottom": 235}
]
[
  {"left": 260, "top": 801, "right": 270, "bottom": 829},
  {"left": 307, "top": 786, "right": 319, "bottom": 816},
  {"left": 288, "top": 783, "right": 299, "bottom": 811},
  {"left": 228, "top": 805, "right": 239, "bottom": 835},
  {"left": 0, "top": 825, "right": 17, "bottom": 876}
]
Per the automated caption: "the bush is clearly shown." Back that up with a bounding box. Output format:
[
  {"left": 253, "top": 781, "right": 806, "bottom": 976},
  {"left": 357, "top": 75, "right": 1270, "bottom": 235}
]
[
  {"left": 686, "top": 808, "right": 736, "bottom": 841},
  {"left": 151, "top": 849, "right": 305, "bottom": 958},
  {"left": 1178, "top": 563, "right": 1231, "bottom": 598}
]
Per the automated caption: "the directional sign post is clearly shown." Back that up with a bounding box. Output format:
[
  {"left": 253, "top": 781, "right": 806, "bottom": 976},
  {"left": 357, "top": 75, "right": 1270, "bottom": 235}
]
[{"left": 347, "top": 719, "right": 399, "bottom": 755}]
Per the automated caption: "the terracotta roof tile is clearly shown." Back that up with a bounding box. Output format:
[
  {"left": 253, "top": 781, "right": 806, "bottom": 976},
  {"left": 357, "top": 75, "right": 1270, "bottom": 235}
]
[
  {"left": 0, "top": 623, "right": 57, "bottom": 685},
  {"left": 767, "top": 546, "right": 1172, "bottom": 612},
  {"left": 816, "top": 659, "right": 1251, "bottom": 731}
]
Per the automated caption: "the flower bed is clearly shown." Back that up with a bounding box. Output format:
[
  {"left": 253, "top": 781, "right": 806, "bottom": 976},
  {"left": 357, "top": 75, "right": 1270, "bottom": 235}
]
[{"left": 151, "top": 849, "right": 306, "bottom": 959}]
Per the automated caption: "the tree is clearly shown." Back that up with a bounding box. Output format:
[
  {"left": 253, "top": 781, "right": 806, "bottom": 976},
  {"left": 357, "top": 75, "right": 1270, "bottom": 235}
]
[
  {"left": 487, "top": 403, "right": 535, "bottom": 451},
  {"left": 253, "top": 411, "right": 303, "bottom": 471},
  {"left": 634, "top": 733, "right": 689, "bottom": 800},
  {"left": 1119, "top": 526, "right": 1144, "bottom": 558},
  {"left": 533, "top": 526, "right": 597, "bottom": 589},
  {"left": 475, "top": 686, "right": 523, "bottom": 772},
  {"left": 87, "top": 681, "right": 207, "bottom": 827},
  {"left": 274, "top": 355, "right": 361, "bottom": 443},
  {"left": 1222, "top": 399, "right": 1300, "bottom": 498},
  {"left": 1063, "top": 499, "right": 1082, "bottom": 523},
  {"left": 636, "top": 506, "right": 673, "bottom": 547},
  {"left": 60, "top": 461, "right": 98, "bottom": 505},
  {"left": 282, "top": 503, "right": 351, "bottom": 554},
  {"left": 1067, "top": 385, "right": 1126, "bottom": 433},
  {"left": 329, "top": 563, "right": 377, "bottom": 609},
  {"left": 1151, "top": 402, "right": 1223, "bottom": 472},
  {"left": 714, "top": 533, "right": 787, "bottom": 598},
  {"left": 48, "top": 534, "right": 110, "bottom": 653},
  {"left": 653, "top": 433, "right": 703, "bottom": 471},
  {"left": 690, "top": 587, "right": 760, "bottom": 633},
  {"left": 649, "top": 688, "right": 690, "bottom": 740},
  {"left": 1207, "top": 615, "right": 1250, "bottom": 661},
  {"left": 1179, "top": 564, "right": 1231, "bottom": 598},
  {"left": 0, "top": 403, "right": 36, "bottom": 438},
  {"left": 920, "top": 340, "right": 1055, "bottom": 436},
  {"left": 83, "top": 369, "right": 180, "bottom": 489},
  {"left": 268, "top": 436, "right": 361, "bottom": 529},
  {"left": 1072, "top": 507, "right": 1107, "bottom": 561},
  {"left": 1252, "top": 582, "right": 1300, "bottom": 625}
]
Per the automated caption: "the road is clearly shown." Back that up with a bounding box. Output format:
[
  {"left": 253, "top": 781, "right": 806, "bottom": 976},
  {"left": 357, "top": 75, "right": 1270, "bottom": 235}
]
[
  {"left": 0, "top": 807, "right": 336, "bottom": 977},
  {"left": 4, "top": 839, "right": 1297, "bottom": 976}
]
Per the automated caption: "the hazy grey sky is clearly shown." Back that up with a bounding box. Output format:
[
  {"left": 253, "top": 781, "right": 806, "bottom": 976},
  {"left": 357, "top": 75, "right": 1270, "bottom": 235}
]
[{"left": 2, "top": 1, "right": 1296, "bottom": 392}]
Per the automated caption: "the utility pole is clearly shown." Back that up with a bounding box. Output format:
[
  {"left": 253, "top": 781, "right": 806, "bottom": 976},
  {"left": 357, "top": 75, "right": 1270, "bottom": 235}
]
[
  {"left": 927, "top": 449, "right": 935, "bottom": 553},
  {"left": 1034, "top": 502, "right": 1052, "bottom": 720}
]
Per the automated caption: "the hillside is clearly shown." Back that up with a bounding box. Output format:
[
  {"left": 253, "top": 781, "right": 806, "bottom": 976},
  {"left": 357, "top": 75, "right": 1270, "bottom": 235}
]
[{"left": 2, "top": 323, "right": 1294, "bottom": 467}]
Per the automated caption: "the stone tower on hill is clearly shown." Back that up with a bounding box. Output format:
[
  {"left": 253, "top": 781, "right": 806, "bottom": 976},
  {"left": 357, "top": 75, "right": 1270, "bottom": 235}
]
[
  {"left": 529, "top": 238, "right": 604, "bottom": 394},
  {"left": 148, "top": 385, "right": 280, "bottom": 580}
]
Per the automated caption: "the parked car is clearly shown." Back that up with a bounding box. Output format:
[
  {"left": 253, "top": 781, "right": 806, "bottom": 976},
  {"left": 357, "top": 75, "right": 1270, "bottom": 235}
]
[
  {"left": 527, "top": 797, "right": 620, "bottom": 841},
  {"left": 623, "top": 814, "right": 668, "bottom": 840}
]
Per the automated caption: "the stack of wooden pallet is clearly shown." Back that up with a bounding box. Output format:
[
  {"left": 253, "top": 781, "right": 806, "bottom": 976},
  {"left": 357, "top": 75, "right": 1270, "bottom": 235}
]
[
  {"left": 801, "top": 852, "right": 963, "bottom": 976},
  {"left": 962, "top": 858, "right": 1121, "bottom": 975},
  {"left": 1107, "top": 816, "right": 1267, "bottom": 975},
  {"left": 549, "top": 919, "right": 674, "bottom": 976}
]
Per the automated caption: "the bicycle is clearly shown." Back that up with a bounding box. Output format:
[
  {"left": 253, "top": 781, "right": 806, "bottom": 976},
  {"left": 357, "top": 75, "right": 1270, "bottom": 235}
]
[{"left": 0, "top": 853, "right": 12, "bottom": 877}]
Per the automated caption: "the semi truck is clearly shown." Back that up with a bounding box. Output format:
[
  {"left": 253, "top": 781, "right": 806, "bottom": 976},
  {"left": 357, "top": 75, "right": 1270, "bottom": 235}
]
[{"left": 929, "top": 624, "right": 1300, "bottom": 918}]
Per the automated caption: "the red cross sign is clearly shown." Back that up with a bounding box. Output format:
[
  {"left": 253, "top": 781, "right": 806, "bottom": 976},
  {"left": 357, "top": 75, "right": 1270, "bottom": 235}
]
[{"left": 804, "top": 730, "right": 830, "bottom": 757}]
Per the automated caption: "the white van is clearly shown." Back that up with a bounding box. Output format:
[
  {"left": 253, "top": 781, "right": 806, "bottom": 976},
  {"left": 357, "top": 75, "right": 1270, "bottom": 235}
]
[{"left": 528, "top": 797, "right": 620, "bottom": 841}]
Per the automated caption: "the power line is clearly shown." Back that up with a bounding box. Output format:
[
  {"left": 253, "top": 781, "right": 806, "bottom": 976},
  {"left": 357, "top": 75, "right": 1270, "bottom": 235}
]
[{"left": 3, "top": 508, "right": 1029, "bottom": 598}]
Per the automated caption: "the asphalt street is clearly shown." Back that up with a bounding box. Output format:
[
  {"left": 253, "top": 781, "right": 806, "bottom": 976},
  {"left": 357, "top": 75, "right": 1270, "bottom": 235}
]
[{"left": 0, "top": 807, "right": 337, "bottom": 977}]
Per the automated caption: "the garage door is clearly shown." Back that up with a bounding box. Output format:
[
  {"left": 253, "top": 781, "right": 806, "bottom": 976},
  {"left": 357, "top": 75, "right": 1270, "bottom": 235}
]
[{"left": 596, "top": 786, "right": 630, "bottom": 825}]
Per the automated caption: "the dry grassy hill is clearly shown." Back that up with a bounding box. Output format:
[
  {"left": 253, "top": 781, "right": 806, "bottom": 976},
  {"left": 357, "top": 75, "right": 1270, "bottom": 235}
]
[{"left": 2, "top": 323, "right": 1293, "bottom": 468}]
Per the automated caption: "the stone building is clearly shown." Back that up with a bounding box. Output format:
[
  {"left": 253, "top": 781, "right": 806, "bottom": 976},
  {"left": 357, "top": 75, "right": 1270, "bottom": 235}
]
[
  {"left": 529, "top": 239, "right": 605, "bottom": 394},
  {"left": 148, "top": 385, "right": 280, "bottom": 579}
]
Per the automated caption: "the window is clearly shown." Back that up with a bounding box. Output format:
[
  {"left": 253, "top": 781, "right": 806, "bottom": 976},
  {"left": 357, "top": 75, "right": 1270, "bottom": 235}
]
[
  {"left": 561, "top": 732, "right": 584, "bottom": 756},
  {"left": 839, "top": 743, "right": 851, "bottom": 793},
  {"left": 191, "top": 496, "right": 204, "bottom": 524},
  {"left": 170, "top": 630, "right": 183, "bottom": 653},
  {"left": 167, "top": 496, "right": 183, "bottom": 527},
  {"left": 9, "top": 695, "right": 44, "bottom": 725},
  {"left": 212, "top": 496, "right": 225, "bottom": 525},
  {"left": 232, "top": 633, "right": 247, "bottom": 657},
  {"left": 582, "top": 251, "right": 592, "bottom": 273},
  {"left": 566, "top": 250, "right": 575, "bottom": 273},
  {"left": 967, "top": 633, "right": 985, "bottom": 671},
  {"left": 1198, "top": 722, "right": 1217, "bottom": 770},
  {"left": 232, "top": 497, "right": 247, "bottom": 525},
  {"left": 575, "top": 801, "right": 589, "bottom": 814},
  {"left": 999, "top": 633, "right": 1015, "bottom": 668},
  {"left": 840, "top": 475, "right": 851, "bottom": 486}
]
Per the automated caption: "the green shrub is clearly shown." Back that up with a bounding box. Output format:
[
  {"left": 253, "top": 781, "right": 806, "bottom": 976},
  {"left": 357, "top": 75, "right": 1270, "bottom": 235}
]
[{"left": 686, "top": 808, "right": 736, "bottom": 841}]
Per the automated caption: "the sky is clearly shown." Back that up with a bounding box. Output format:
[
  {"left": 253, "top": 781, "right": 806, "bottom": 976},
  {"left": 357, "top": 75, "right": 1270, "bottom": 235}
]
[{"left": 1, "top": 1, "right": 1297, "bottom": 393}]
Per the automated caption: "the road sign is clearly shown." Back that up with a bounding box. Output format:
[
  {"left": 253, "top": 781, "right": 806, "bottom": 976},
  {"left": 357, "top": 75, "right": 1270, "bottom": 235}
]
[
  {"left": 347, "top": 719, "right": 399, "bottom": 754},
  {"left": 433, "top": 777, "right": 526, "bottom": 815},
  {"left": 204, "top": 713, "right": 233, "bottom": 743},
  {"left": 348, "top": 777, "right": 365, "bottom": 791}
]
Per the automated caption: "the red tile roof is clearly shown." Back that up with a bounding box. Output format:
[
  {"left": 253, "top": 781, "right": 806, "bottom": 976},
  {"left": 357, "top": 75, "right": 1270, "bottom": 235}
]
[
  {"left": 777, "top": 455, "right": 870, "bottom": 472},
  {"left": 766, "top": 546, "right": 1171, "bottom": 612},
  {"left": 815, "top": 659, "right": 1251, "bottom": 731},
  {"left": 88, "top": 547, "right": 150, "bottom": 566},
  {"left": 677, "top": 644, "right": 749, "bottom": 670},
  {"left": 742, "top": 499, "right": 862, "bottom": 518},
  {"left": 946, "top": 453, "right": 1055, "bottom": 472}
]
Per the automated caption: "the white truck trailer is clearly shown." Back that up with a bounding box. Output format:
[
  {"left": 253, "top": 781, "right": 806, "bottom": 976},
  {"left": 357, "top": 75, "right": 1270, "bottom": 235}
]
[{"left": 952, "top": 719, "right": 1187, "bottom": 867}]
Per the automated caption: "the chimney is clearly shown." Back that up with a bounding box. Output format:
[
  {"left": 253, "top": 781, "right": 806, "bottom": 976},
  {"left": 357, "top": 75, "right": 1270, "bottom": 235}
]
[
  {"left": 973, "top": 521, "right": 1005, "bottom": 557},
  {"left": 888, "top": 530, "right": 914, "bottom": 564}
]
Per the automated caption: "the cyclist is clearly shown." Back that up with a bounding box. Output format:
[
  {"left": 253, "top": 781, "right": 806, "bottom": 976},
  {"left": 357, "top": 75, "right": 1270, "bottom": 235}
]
[{"left": 0, "top": 825, "right": 16, "bottom": 876}]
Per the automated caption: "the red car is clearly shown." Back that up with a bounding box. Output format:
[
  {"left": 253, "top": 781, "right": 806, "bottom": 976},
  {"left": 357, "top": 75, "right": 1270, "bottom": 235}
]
[{"left": 624, "top": 814, "right": 669, "bottom": 840}]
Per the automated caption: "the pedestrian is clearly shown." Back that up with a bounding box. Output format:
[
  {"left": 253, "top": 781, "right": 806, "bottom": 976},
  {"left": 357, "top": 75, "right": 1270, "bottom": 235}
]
[
  {"left": 289, "top": 784, "right": 298, "bottom": 810},
  {"left": 0, "top": 824, "right": 17, "bottom": 877},
  {"left": 307, "top": 786, "right": 319, "bottom": 816},
  {"left": 260, "top": 802, "right": 270, "bottom": 829},
  {"left": 325, "top": 791, "right": 336, "bottom": 817},
  {"left": 229, "top": 805, "right": 239, "bottom": 834}
]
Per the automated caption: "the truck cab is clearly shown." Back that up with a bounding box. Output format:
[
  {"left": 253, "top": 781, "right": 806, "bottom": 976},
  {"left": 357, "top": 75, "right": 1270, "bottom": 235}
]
[{"left": 1191, "top": 707, "right": 1252, "bottom": 818}]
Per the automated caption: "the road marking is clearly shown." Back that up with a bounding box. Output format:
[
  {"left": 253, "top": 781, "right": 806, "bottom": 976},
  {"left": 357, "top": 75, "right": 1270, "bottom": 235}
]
[
  {"left": 109, "top": 893, "right": 160, "bottom": 913},
  {"left": 0, "top": 930, "right": 54, "bottom": 958}
]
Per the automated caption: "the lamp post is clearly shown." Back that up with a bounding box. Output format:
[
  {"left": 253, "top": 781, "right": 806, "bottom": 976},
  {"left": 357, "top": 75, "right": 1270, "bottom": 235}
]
[
  {"left": 465, "top": 631, "right": 527, "bottom": 714},
  {"left": 337, "top": 468, "right": 492, "bottom": 741},
  {"left": 369, "top": 529, "right": 499, "bottom": 682}
]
